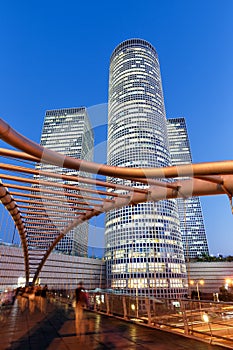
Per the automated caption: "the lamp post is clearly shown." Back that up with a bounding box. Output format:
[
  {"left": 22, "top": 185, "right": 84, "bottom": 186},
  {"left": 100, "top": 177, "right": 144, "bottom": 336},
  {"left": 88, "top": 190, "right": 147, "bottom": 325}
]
[{"left": 190, "top": 279, "right": 204, "bottom": 300}]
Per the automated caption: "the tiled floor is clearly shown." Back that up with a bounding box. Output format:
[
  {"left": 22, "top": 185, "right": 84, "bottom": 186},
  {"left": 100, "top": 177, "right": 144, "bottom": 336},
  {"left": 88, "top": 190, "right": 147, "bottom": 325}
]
[{"left": 0, "top": 300, "right": 229, "bottom": 350}]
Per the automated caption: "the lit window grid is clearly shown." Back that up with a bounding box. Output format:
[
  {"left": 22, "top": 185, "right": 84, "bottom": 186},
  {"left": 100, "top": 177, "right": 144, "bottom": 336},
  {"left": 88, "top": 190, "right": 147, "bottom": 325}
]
[
  {"left": 31, "top": 107, "right": 94, "bottom": 257},
  {"left": 167, "top": 118, "right": 209, "bottom": 259}
]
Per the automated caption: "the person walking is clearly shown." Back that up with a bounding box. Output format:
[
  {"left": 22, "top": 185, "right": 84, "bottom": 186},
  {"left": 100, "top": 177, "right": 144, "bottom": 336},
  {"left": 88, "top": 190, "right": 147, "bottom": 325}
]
[
  {"left": 28, "top": 286, "right": 36, "bottom": 314},
  {"left": 40, "top": 284, "right": 48, "bottom": 313},
  {"left": 74, "top": 281, "right": 88, "bottom": 338}
]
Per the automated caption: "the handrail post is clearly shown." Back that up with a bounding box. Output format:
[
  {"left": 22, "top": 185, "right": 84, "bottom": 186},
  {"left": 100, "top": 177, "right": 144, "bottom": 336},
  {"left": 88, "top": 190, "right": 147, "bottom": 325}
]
[
  {"left": 94, "top": 293, "right": 97, "bottom": 311},
  {"left": 180, "top": 300, "right": 189, "bottom": 335},
  {"left": 123, "top": 296, "right": 127, "bottom": 319},
  {"left": 106, "top": 293, "right": 110, "bottom": 315},
  {"left": 145, "top": 298, "right": 152, "bottom": 325}
]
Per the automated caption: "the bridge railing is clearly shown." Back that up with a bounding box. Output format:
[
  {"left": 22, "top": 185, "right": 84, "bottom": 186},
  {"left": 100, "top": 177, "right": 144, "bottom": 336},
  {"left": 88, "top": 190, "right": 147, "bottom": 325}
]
[
  {"left": 85, "top": 292, "right": 233, "bottom": 347},
  {"left": 49, "top": 290, "right": 233, "bottom": 347}
]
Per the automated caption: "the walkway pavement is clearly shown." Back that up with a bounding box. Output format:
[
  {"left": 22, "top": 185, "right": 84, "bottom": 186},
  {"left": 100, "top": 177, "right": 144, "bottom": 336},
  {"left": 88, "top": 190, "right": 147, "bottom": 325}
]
[{"left": 0, "top": 300, "right": 229, "bottom": 350}]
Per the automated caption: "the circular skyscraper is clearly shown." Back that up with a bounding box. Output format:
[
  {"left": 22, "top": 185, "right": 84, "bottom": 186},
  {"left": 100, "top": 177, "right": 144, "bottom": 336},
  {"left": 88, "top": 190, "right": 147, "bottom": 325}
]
[{"left": 105, "top": 39, "right": 187, "bottom": 300}]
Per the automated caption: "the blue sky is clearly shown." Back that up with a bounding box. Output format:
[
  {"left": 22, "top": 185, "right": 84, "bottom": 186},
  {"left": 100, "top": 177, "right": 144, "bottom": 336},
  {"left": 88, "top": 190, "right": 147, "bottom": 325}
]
[{"left": 0, "top": 0, "right": 233, "bottom": 256}]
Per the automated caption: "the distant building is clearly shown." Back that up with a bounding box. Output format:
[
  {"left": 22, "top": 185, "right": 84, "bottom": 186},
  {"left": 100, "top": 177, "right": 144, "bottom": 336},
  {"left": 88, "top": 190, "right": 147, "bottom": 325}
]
[
  {"left": 167, "top": 117, "right": 209, "bottom": 259},
  {"left": 1, "top": 243, "right": 231, "bottom": 298},
  {"left": 105, "top": 39, "right": 187, "bottom": 299},
  {"left": 27, "top": 107, "right": 94, "bottom": 257},
  {"left": 0, "top": 244, "right": 105, "bottom": 290},
  {"left": 188, "top": 260, "right": 233, "bottom": 295}
]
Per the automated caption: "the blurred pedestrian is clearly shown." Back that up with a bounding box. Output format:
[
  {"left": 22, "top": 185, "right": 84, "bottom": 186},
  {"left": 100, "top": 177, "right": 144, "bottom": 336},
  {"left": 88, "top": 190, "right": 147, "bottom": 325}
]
[
  {"left": 40, "top": 284, "right": 48, "bottom": 313},
  {"left": 28, "top": 286, "right": 35, "bottom": 314},
  {"left": 74, "top": 281, "right": 88, "bottom": 338},
  {"left": 20, "top": 287, "right": 28, "bottom": 312},
  {"left": 34, "top": 285, "right": 41, "bottom": 310}
]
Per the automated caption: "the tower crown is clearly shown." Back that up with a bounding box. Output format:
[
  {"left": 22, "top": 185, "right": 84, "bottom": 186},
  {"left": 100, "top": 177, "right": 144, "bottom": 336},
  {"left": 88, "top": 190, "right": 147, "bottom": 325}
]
[{"left": 110, "top": 38, "right": 157, "bottom": 61}]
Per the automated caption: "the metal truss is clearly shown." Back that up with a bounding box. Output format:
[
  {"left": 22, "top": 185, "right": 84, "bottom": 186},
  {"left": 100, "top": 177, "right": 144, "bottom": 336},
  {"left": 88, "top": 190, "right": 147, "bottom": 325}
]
[{"left": 0, "top": 118, "right": 232, "bottom": 284}]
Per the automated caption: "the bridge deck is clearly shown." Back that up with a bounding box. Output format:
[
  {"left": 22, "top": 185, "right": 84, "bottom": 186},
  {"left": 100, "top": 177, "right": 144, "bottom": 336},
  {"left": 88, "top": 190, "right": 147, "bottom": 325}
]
[{"left": 0, "top": 301, "right": 228, "bottom": 350}]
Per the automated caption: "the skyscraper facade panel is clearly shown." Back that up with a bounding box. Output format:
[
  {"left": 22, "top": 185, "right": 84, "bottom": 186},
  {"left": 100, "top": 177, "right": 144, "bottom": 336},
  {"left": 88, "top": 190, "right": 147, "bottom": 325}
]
[
  {"left": 105, "top": 39, "right": 188, "bottom": 299},
  {"left": 30, "top": 107, "right": 94, "bottom": 257},
  {"left": 167, "top": 117, "right": 209, "bottom": 259}
]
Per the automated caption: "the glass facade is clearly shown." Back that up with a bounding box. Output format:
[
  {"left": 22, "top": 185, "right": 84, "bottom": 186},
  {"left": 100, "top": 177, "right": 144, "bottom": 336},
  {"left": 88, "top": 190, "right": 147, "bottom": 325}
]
[
  {"left": 167, "top": 117, "right": 209, "bottom": 259},
  {"left": 105, "top": 39, "right": 188, "bottom": 299},
  {"left": 28, "top": 107, "right": 94, "bottom": 256}
]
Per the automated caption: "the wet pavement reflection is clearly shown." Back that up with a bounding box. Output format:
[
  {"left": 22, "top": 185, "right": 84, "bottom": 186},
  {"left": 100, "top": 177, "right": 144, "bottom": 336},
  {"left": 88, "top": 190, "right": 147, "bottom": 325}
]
[{"left": 0, "top": 300, "right": 228, "bottom": 349}]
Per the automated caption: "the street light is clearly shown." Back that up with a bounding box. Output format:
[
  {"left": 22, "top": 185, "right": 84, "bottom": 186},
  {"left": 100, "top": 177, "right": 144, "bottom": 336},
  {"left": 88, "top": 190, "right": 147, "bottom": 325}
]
[
  {"left": 190, "top": 279, "right": 204, "bottom": 300},
  {"left": 225, "top": 278, "right": 233, "bottom": 290}
]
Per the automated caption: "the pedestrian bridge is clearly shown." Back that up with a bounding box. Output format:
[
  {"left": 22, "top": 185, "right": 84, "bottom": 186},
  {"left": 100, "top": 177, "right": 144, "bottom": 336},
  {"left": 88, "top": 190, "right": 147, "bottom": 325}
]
[
  {"left": 0, "top": 292, "right": 231, "bottom": 349},
  {"left": 0, "top": 118, "right": 233, "bottom": 285}
]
